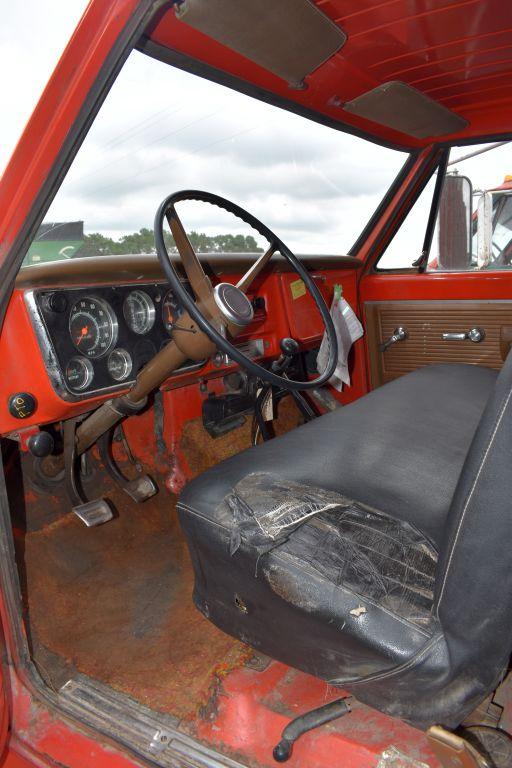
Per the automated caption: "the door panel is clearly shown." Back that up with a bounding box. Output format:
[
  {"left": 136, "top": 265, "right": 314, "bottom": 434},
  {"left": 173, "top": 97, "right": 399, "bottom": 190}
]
[
  {"left": 365, "top": 300, "right": 512, "bottom": 388},
  {"left": 359, "top": 272, "right": 512, "bottom": 390}
]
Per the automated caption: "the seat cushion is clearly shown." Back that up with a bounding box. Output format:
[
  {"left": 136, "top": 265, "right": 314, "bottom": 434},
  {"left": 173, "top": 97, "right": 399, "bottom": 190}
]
[
  {"left": 178, "top": 473, "right": 439, "bottom": 682},
  {"left": 181, "top": 363, "right": 497, "bottom": 547}
]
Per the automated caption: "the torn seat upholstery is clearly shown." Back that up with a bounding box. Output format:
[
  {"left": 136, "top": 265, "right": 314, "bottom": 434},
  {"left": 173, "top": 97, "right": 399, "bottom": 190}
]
[{"left": 178, "top": 360, "right": 512, "bottom": 729}]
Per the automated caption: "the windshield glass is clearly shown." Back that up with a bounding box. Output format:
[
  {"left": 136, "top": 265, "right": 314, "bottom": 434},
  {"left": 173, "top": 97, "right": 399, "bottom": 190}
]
[{"left": 24, "top": 50, "right": 407, "bottom": 266}]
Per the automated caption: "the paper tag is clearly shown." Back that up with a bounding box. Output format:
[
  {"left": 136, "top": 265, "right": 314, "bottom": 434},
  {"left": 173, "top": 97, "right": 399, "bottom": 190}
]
[
  {"left": 262, "top": 389, "right": 274, "bottom": 421},
  {"left": 340, "top": 299, "right": 364, "bottom": 343},
  {"left": 290, "top": 279, "right": 306, "bottom": 300},
  {"left": 256, "top": 388, "right": 274, "bottom": 421},
  {"left": 316, "top": 296, "right": 364, "bottom": 391}
]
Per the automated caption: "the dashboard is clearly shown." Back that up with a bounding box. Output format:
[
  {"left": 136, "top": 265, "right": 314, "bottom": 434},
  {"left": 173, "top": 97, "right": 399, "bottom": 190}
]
[
  {"left": 25, "top": 282, "right": 200, "bottom": 401},
  {"left": 0, "top": 254, "right": 362, "bottom": 435}
]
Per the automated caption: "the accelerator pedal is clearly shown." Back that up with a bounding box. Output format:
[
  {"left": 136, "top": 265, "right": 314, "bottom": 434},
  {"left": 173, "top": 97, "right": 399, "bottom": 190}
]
[{"left": 123, "top": 475, "right": 158, "bottom": 503}]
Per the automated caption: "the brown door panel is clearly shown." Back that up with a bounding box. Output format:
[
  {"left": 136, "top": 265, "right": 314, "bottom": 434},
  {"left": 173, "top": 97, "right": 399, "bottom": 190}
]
[{"left": 365, "top": 301, "right": 512, "bottom": 388}]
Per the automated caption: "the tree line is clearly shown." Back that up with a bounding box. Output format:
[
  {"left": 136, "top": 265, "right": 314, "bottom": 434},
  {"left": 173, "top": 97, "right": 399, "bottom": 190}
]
[{"left": 78, "top": 227, "right": 263, "bottom": 256}]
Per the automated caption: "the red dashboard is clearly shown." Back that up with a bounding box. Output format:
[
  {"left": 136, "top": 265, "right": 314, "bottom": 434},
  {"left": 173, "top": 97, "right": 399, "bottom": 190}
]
[{"left": 0, "top": 253, "right": 364, "bottom": 438}]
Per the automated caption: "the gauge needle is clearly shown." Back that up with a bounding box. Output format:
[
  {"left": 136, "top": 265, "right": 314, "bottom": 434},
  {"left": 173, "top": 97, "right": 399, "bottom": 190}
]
[{"left": 76, "top": 326, "right": 88, "bottom": 344}]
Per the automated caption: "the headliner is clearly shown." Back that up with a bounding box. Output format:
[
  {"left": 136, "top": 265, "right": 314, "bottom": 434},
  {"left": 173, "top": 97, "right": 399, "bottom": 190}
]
[{"left": 144, "top": 0, "right": 512, "bottom": 151}]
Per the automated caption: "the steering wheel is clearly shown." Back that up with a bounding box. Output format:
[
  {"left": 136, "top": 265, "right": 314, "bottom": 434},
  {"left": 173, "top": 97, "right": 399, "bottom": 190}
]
[
  {"left": 154, "top": 190, "right": 338, "bottom": 391},
  {"left": 74, "top": 191, "right": 339, "bottom": 455}
]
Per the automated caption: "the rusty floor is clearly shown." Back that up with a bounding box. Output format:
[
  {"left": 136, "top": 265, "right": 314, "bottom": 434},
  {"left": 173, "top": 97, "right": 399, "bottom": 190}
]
[{"left": 9, "top": 400, "right": 303, "bottom": 722}]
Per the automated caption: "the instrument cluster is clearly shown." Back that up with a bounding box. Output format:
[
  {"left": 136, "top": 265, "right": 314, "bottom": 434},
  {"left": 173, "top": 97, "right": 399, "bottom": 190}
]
[{"left": 28, "top": 283, "right": 198, "bottom": 399}]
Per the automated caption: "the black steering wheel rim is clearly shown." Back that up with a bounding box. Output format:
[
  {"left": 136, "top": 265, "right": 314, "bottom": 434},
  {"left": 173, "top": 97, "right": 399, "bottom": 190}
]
[{"left": 154, "top": 190, "right": 338, "bottom": 391}]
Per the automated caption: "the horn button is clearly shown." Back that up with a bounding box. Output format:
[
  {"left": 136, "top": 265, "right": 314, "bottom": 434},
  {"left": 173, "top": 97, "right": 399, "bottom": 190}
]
[{"left": 213, "top": 283, "right": 254, "bottom": 327}]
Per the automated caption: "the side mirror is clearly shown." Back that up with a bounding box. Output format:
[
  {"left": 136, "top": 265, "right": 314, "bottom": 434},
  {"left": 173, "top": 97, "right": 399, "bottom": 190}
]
[{"left": 437, "top": 174, "right": 472, "bottom": 270}]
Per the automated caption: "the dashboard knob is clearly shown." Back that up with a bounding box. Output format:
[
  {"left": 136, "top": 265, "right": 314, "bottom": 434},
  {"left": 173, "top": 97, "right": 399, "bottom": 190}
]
[
  {"left": 8, "top": 392, "right": 37, "bottom": 419},
  {"left": 45, "top": 292, "right": 67, "bottom": 313},
  {"left": 27, "top": 431, "right": 54, "bottom": 457}
]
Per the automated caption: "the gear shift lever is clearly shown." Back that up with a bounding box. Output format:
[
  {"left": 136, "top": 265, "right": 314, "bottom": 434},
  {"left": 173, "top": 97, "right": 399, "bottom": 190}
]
[
  {"left": 258, "top": 338, "right": 318, "bottom": 431},
  {"left": 280, "top": 337, "right": 300, "bottom": 355},
  {"left": 272, "top": 337, "right": 300, "bottom": 374}
]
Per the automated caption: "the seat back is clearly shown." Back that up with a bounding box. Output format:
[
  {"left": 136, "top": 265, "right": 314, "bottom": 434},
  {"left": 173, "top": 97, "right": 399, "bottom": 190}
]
[{"left": 435, "top": 350, "right": 512, "bottom": 683}]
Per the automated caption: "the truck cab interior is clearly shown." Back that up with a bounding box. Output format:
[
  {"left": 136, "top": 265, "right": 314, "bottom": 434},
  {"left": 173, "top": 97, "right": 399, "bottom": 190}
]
[{"left": 2, "top": 2, "right": 512, "bottom": 767}]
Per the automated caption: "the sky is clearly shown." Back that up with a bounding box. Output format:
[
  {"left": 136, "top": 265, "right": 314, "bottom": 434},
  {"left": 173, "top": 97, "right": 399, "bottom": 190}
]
[{"left": 1, "top": 1, "right": 512, "bottom": 259}]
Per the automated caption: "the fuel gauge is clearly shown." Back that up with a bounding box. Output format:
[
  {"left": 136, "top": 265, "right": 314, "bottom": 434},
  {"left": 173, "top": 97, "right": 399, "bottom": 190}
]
[
  {"left": 107, "top": 348, "right": 133, "bottom": 382},
  {"left": 162, "top": 290, "right": 183, "bottom": 336}
]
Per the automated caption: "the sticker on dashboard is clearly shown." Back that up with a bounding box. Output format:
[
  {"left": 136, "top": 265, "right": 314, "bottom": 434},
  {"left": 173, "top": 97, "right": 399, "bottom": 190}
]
[{"left": 290, "top": 279, "right": 306, "bottom": 300}]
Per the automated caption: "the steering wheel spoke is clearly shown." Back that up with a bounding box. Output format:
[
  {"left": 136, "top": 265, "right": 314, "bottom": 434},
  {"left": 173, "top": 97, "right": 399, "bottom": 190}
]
[
  {"left": 166, "top": 205, "right": 213, "bottom": 303},
  {"left": 236, "top": 244, "right": 277, "bottom": 293}
]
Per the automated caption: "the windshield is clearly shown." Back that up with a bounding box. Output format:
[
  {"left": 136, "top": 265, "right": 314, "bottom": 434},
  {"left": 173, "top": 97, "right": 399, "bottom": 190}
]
[{"left": 24, "top": 50, "right": 407, "bottom": 266}]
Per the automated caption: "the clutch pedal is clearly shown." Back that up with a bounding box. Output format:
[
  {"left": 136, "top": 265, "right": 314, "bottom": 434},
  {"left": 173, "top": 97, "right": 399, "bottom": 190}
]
[
  {"left": 72, "top": 499, "right": 113, "bottom": 527},
  {"left": 63, "top": 417, "right": 113, "bottom": 526}
]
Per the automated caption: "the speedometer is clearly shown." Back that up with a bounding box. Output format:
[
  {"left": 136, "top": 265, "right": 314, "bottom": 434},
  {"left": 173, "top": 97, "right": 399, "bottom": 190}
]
[
  {"left": 69, "top": 297, "right": 118, "bottom": 358},
  {"left": 123, "top": 290, "right": 155, "bottom": 335}
]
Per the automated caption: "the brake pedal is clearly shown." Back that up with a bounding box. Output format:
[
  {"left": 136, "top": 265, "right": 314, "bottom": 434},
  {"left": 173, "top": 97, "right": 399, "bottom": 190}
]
[
  {"left": 72, "top": 499, "right": 113, "bottom": 527},
  {"left": 98, "top": 428, "right": 158, "bottom": 502}
]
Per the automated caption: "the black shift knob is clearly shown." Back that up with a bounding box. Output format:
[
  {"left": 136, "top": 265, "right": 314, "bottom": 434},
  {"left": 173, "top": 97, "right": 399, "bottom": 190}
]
[
  {"left": 280, "top": 337, "right": 299, "bottom": 356},
  {"left": 27, "top": 431, "right": 54, "bottom": 458}
]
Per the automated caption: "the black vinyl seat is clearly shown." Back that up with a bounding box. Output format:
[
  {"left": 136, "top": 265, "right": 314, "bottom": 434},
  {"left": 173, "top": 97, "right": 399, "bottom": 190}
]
[
  {"left": 181, "top": 364, "right": 496, "bottom": 548},
  {"left": 178, "top": 360, "right": 512, "bottom": 729}
]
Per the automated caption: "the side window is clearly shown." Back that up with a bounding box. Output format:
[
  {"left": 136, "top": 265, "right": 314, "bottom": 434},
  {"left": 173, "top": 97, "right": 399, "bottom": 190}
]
[
  {"left": 377, "top": 142, "right": 512, "bottom": 272},
  {"left": 377, "top": 176, "right": 436, "bottom": 270},
  {"left": 490, "top": 195, "right": 512, "bottom": 267}
]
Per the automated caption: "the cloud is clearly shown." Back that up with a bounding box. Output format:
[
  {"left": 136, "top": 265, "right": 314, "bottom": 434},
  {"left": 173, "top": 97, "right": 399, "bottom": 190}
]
[
  {"left": 0, "top": 1, "right": 88, "bottom": 177},
  {"left": 1, "top": 7, "right": 407, "bottom": 255},
  {"left": 40, "top": 49, "right": 407, "bottom": 253},
  {"left": 3, "top": 4, "right": 512, "bottom": 262}
]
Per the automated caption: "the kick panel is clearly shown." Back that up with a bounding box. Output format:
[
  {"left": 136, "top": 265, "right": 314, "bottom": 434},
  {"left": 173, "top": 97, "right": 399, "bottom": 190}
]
[{"left": 365, "top": 301, "right": 512, "bottom": 388}]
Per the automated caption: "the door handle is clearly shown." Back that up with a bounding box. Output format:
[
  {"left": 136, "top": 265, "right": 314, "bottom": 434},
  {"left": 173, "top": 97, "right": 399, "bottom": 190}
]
[
  {"left": 442, "top": 328, "right": 485, "bottom": 343},
  {"left": 380, "top": 326, "right": 408, "bottom": 352}
]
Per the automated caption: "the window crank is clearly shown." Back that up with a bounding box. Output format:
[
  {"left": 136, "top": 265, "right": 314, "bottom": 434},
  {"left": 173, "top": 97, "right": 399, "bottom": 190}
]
[
  {"left": 380, "top": 326, "right": 408, "bottom": 352},
  {"left": 442, "top": 328, "right": 485, "bottom": 343}
]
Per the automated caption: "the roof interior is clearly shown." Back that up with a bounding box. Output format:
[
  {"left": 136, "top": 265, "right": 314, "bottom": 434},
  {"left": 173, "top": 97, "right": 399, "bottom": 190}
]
[{"left": 146, "top": 0, "right": 512, "bottom": 151}]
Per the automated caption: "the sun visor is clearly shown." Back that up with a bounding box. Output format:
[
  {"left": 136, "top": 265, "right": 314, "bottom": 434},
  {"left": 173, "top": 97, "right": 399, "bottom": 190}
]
[
  {"left": 343, "top": 81, "right": 468, "bottom": 139},
  {"left": 174, "top": 0, "right": 347, "bottom": 88}
]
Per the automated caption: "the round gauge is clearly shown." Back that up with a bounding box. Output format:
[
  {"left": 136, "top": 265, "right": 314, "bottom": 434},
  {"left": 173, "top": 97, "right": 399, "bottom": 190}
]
[
  {"left": 69, "top": 296, "right": 118, "bottom": 358},
  {"left": 65, "top": 356, "right": 94, "bottom": 391},
  {"left": 123, "top": 290, "right": 155, "bottom": 335},
  {"left": 162, "top": 290, "right": 183, "bottom": 335},
  {"left": 107, "top": 348, "right": 133, "bottom": 382}
]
